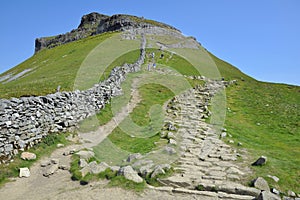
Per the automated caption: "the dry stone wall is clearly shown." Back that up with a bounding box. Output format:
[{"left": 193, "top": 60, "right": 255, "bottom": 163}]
[{"left": 0, "top": 35, "right": 146, "bottom": 160}]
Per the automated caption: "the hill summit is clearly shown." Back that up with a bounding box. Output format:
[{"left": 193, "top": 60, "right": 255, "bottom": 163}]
[{"left": 35, "top": 12, "right": 179, "bottom": 52}]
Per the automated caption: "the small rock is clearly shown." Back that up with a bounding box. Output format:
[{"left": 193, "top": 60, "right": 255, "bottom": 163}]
[
  {"left": 75, "top": 150, "right": 95, "bottom": 160},
  {"left": 252, "top": 177, "right": 270, "bottom": 191},
  {"left": 19, "top": 167, "right": 30, "bottom": 178},
  {"left": 164, "top": 146, "right": 176, "bottom": 154},
  {"left": 51, "top": 158, "right": 59, "bottom": 165},
  {"left": 228, "top": 140, "right": 234, "bottom": 144},
  {"left": 89, "top": 161, "right": 109, "bottom": 174},
  {"left": 59, "top": 165, "right": 69, "bottom": 170},
  {"left": 169, "top": 139, "right": 177, "bottom": 145},
  {"left": 20, "top": 152, "right": 36, "bottom": 160},
  {"left": 252, "top": 156, "right": 267, "bottom": 166},
  {"left": 127, "top": 153, "right": 142, "bottom": 162},
  {"left": 237, "top": 142, "right": 243, "bottom": 146},
  {"left": 44, "top": 164, "right": 59, "bottom": 177},
  {"left": 167, "top": 132, "right": 175, "bottom": 139},
  {"left": 80, "top": 165, "right": 91, "bottom": 177},
  {"left": 267, "top": 175, "right": 280, "bottom": 182},
  {"left": 258, "top": 191, "right": 281, "bottom": 200},
  {"left": 221, "top": 132, "right": 227, "bottom": 138},
  {"left": 118, "top": 166, "right": 143, "bottom": 183},
  {"left": 288, "top": 190, "right": 296, "bottom": 197},
  {"left": 41, "top": 160, "right": 51, "bottom": 167},
  {"left": 110, "top": 166, "right": 121, "bottom": 172},
  {"left": 79, "top": 159, "right": 88, "bottom": 168},
  {"left": 57, "top": 143, "right": 64, "bottom": 148},
  {"left": 151, "top": 166, "right": 165, "bottom": 178},
  {"left": 271, "top": 188, "right": 280, "bottom": 195}
]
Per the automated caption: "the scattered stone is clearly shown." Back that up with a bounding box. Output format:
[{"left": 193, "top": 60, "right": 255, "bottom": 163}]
[
  {"left": 271, "top": 188, "right": 280, "bottom": 195},
  {"left": 228, "top": 140, "right": 234, "bottom": 144},
  {"left": 151, "top": 165, "right": 165, "bottom": 178},
  {"left": 110, "top": 166, "right": 120, "bottom": 172},
  {"left": 169, "top": 139, "right": 177, "bottom": 145},
  {"left": 127, "top": 153, "right": 142, "bottom": 162},
  {"left": 51, "top": 158, "right": 59, "bottom": 164},
  {"left": 75, "top": 150, "right": 95, "bottom": 160},
  {"left": 252, "top": 156, "right": 267, "bottom": 166},
  {"left": 164, "top": 146, "right": 176, "bottom": 154},
  {"left": 20, "top": 152, "right": 36, "bottom": 160},
  {"left": 79, "top": 159, "right": 88, "bottom": 168},
  {"left": 56, "top": 143, "right": 64, "bottom": 148},
  {"left": 80, "top": 165, "right": 91, "bottom": 177},
  {"left": 40, "top": 160, "right": 51, "bottom": 167},
  {"left": 221, "top": 132, "right": 227, "bottom": 138},
  {"left": 258, "top": 191, "right": 281, "bottom": 200},
  {"left": 89, "top": 161, "right": 109, "bottom": 174},
  {"left": 237, "top": 142, "right": 243, "bottom": 146},
  {"left": 44, "top": 164, "right": 59, "bottom": 177},
  {"left": 267, "top": 175, "right": 280, "bottom": 183},
  {"left": 59, "top": 165, "right": 69, "bottom": 170},
  {"left": 288, "top": 190, "right": 296, "bottom": 197},
  {"left": 118, "top": 166, "right": 143, "bottom": 183},
  {"left": 19, "top": 167, "right": 30, "bottom": 178},
  {"left": 167, "top": 132, "right": 175, "bottom": 139},
  {"left": 252, "top": 177, "right": 270, "bottom": 191}
]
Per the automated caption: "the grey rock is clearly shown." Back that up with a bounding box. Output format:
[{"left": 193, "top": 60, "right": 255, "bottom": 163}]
[
  {"left": 252, "top": 177, "right": 270, "bottom": 191},
  {"left": 44, "top": 164, "right": 59, "bottom": 177},
  {"left": 151, "top": 165, "right": 165, "bottom": 178},
  {"left": 169, "top": 139, "right": 177, "bottom": 145},
  {"left": 51, "top": 158, "right": 59, "bottom": 165},
  {"left": 258, "top": 191, "right": 281, "bottom": 200},
  {"left": 252, "top": 156, "right": 267, "bottom": 166},
  {"left": 76, "top": 150, "right": 95, "bottom": 160},
  {"left": 288, "top": 190, "right": 296, "bottom": 197},
  {"left": 164, "top": 146, "right": 176, "bottom": 154},
  {"left": 89, "top": 161, "right": 109, "bottom": 174},
  {"left": 19, "top": 167, "right": 30, "bottom": 178},
  {"left": 80, "top": 165, "right": 91, "bottom": 177},
  {"left": 41, "top": 160, "right": 51, "bottom": 167},
  {"left": 267, "top": 175, "right": 280, "bottom": 183},
  {"left": 271, "top": 188, "right": 280, "bottom": 195},
  {"left": 127, "top": 153, "right": 142, "bottom": 162},
  {"left": 56, "top": 143, "right": 64, "bottom": 148},
  {"left": 109, "top": 166, "right": 121, "bottom": 172},
  {"left": 118, "top": 166, "right": 143, "bottom": 183},
  {"left": 58, "top": 165, "right": 69, "bottom": 170},
  {"left": 79, "top": 159, "right": 88, "bottom": 168}
]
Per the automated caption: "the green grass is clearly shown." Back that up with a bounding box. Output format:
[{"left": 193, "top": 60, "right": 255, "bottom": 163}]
[
  {"left": 0, "top": 133, "right": 69, "bottom": 187},
  {"left": 0, "top": 32, "right": 115, "bottom": 98},
  {"left": 212, "top": 54, "right": 300, "bottom": 194}
]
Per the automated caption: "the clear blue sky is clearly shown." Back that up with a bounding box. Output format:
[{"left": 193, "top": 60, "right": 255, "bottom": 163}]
[{"left": 0, "top": 0, "right": 299, "bottom": 85}]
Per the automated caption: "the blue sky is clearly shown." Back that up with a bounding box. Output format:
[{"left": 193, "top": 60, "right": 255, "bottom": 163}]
[{"left": 0, "top": 0, "right": 299, "bottom": 85}]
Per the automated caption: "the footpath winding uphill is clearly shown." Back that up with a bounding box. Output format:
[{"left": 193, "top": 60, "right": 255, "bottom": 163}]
[{"left": 154, "top": 79, "right": 261, "bottom": 199}]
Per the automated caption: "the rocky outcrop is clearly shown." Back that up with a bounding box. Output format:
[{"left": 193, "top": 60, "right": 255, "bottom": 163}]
[
  {"left": 35, "top": 12, "right": 179, "bottom": 53},
  {"left": 0, "top": 34, "right": 146, "bottom": 161}
]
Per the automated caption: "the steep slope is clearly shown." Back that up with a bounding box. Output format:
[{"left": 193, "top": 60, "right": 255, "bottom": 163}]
[{"left": 0, "top": 12, "right": 299, "bottom": 195}]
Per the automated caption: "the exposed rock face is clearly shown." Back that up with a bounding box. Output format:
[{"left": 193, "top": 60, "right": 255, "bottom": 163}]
[
  {"left": 35, "top": 12, "right": 108, "bottom": 53},
  {"left": 35, "top": 12, "right": 179, "bottom": 53}
]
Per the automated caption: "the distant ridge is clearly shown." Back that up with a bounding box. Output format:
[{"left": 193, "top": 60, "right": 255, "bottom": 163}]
[{"left": 35, "top": 12, "right": 180, "bottom": 53}]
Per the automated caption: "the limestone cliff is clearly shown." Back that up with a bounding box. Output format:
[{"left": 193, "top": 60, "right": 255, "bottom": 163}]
[{"left": 34, "top": 12, "right": 180, "bottom": 53}]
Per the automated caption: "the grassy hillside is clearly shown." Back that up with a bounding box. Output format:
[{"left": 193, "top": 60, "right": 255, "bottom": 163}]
[
  {"left": 211, "top": 55, "right": 300, "bottom": 193},
  {"left": 0, "top": 31, "right": 298, "bottom": 193}
]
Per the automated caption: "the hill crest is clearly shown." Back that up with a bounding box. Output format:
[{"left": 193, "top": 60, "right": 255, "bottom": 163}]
[{"left": 35, "top": 12, "right": 180, "bottom": 53}]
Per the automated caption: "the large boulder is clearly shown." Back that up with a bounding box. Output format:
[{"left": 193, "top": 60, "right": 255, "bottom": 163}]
[{"left": 118, "top": 166, "right": 143, "bottom": 183}]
